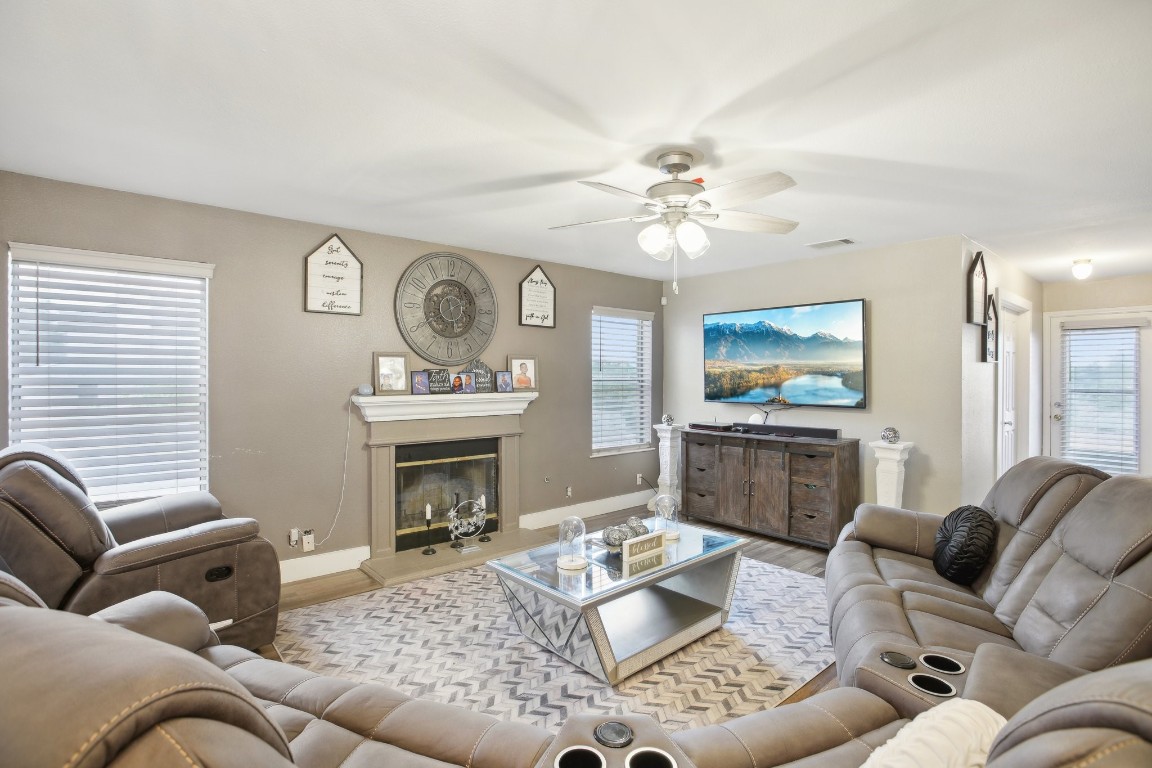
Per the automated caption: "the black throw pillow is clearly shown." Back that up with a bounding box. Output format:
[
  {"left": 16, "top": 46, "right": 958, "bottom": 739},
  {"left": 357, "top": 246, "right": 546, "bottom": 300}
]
[{"left": 933, "top": 505, "right": 997, "bottom": 586}]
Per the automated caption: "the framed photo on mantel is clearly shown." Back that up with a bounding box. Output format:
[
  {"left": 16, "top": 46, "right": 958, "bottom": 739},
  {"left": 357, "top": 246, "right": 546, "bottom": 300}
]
[{"left": 519, "top": 265, "right": 556, "bottom": 328}]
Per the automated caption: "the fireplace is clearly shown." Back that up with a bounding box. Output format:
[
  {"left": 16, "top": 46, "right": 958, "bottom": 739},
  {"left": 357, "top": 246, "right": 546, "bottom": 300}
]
[
  {"left": 353, "top": 391, "right": 540, "bottom": 584},
  {"left": 395, "top": 438, "right": 499, "bottom": 551}
]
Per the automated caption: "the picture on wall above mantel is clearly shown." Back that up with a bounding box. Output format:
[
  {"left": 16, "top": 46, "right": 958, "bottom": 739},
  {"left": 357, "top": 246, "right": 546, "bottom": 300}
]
[
  {"left": 304, "top": 234, "right": 362, "bottom": 315},
  {"left": 519, "top": 265, "right": 556, "bottom": 328},
  {"left": 966, "top": 251, "right": 987, "bottom": 326},
  {"left": 984, "top": 294, "right": 999, "bottom": 363}
]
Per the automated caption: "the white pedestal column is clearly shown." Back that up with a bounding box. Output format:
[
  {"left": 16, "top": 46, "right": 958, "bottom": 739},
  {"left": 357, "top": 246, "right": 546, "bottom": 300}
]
[
  {"left": 648, "top": 423, "right": 684, "bottom": 511},
  {"left": 869, "top": 440, "right": 915, "bottom": 508}
]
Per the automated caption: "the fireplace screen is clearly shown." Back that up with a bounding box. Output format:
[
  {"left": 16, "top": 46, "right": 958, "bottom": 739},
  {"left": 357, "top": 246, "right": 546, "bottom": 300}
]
[{"left": 395, "top": 438, "right": 499, "bottom": 552}]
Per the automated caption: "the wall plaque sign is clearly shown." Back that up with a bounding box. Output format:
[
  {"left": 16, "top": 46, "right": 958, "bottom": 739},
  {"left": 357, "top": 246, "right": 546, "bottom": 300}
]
[
  {"left": 966, "top": 251, "right": 987, "bottom": 326},
  {"left": 305, "top": 234, "right": 362, "bottom": 315},
  {"left": 622, "top": 530, "right": 665, "bottom": 561},
  {"left": 426, "top": 368, "right": 453, "bottom": 394},
  {"left": 519, "top": 265, "right": 555, "bottom": 328},
  {"left": 460, "top": 359, "right": 495, "bottom": 393}
]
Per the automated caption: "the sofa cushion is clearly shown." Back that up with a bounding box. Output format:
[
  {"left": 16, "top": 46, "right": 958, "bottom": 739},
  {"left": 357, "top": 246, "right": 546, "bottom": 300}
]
[{"left": 934, "top": 505, "right": 997, "bottom": 586}]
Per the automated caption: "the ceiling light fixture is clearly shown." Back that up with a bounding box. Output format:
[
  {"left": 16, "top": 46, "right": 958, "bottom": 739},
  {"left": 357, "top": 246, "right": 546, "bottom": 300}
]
[
  {"left": 1072, "top": 259, "right": 1093, "bottom": 280},
  {"left": 636, "top": 218, "right": 710, "bottom": 262}
]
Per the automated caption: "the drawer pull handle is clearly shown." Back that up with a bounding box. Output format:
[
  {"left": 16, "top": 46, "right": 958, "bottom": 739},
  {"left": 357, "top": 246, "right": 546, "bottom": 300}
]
[
  {"left": 742, "top": 479, "right": 748, "bottom": 496},
  {"left": 696, "top": 492, "right": 706, "bottom": 498},
  {"left": 695, "top": 467, "right": 706, "bottom": 471},
  {"left": 805, "top": 483, "right": 818, "bottom": 490},
  {"left": 805, "top": 454, "right": 817, "bottom": 459},
  {"left": 804, "top": 513, "right": 817, "bottom": 520}
]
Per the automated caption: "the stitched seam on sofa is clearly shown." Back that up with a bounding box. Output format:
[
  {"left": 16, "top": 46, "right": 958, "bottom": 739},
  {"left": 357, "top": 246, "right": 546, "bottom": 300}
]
[
  {"left": 1070, "top": 737, "right": 1143, "bottom": 768},
  {"left": 362, "top": 693, "right": 414, "bottom": 738},
  {"left": 337, "top": 737, "right": 372, "bottom": 766},
  {"left": 155, "top": 724, "right": 200, "bottom": 768},
  {"left": 842, "top": 628, "right": 916, "bottom": 660},
  {"left": 159, "top": 496, "right": 172, "bottom": 533},
  {"left": 277, "top": 673, "right": 322, "bottom": 705},
  {"left": 26, "top": 464, "right": 105, "bottom": 546},
  {"left": 1046, "top": 583, "right": 1109, "bottom": 658},
  {"left": 1016, "top": 466, "right": 1087, "bottom": 527},
  {"left": 1112, "top": 616, "right": 1152, "bottom": 665},
  {"left": 107, "top": 532, "right": 254, "bottom": 568},
  {"left": 66, "top": 682, "right": 278, "bottom": 767},
  {"left": 718, "top": 722, "right": 759, "bottom": 768},
  {"left": 855, "top": 665, "right": 936, "bottom": 708},
  {"left": 0, "top": 487, "right": 74, "bottom": 555},
  {"left": 1110, "top": 528, "right": 1152, "bottom": 579},
  {"left": 800, "top": 700, "right": 876, "bottom": 753},
  {"left": 1034, "top": 478, "right": 1084, "bottom": 545},
  {"left": 466, "top": 720, "right": 498, "bottom": 767},
  {"left": 1116, "top": 581, "right": 1152, "bottom": 601}
]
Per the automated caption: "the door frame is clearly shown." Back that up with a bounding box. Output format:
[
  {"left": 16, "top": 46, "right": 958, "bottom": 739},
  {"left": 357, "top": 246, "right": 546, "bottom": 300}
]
[{"left": 996, "top": 289, "right": 1034, "bottom": 476}]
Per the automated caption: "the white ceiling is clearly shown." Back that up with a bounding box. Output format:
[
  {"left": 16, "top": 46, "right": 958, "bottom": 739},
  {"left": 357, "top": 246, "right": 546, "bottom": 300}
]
[{"left": 2, "top": 0, "right": 1150, "bottom": 283}]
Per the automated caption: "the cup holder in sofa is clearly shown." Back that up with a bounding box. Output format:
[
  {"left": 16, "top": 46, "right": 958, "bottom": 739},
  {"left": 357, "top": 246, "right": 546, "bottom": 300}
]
[
  {"left": 555, "top": 745, "right": 607, "bottom": 768},
  {"left": 624, "top": 747, "right": 677, "bottom": 768},
  {"left": 907, "top": 673, "right": 957, "bottom": 698},
  {"left": 919, "top": 653, "right": 965, "bottom": 675}
]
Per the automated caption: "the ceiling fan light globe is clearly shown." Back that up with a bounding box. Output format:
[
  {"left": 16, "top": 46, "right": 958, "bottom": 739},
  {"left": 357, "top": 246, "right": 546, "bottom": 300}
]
[
  {"left": 676, "top": 220, "right": 710, "bottom": 257},
  {"left": 1072, "top": 259, "right": 1093, "bottom": 279},
  {"left": 650, "top": 244, "right": 673, "bottom": 261},
  {"left": 638, "top": 223, "right": 672, "bottom": 255}
]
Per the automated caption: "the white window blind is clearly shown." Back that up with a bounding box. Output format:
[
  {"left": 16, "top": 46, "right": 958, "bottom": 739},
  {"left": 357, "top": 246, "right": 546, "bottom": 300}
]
[
  {"left": 8, "top": 243, "right": 214, "bottom": 504},
  {"left": 1059, "top": 323, "right": 1141, "bottom": 475},
  {"left": 591, "top": 306, "right": 653, "bottom": 454}
]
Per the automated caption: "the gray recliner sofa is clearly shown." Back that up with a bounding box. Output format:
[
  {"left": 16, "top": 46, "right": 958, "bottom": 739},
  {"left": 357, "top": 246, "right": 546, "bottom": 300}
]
[
  {"left": 0, "top": 442, "right": 280, "bottom": 647},
  {"left": 2, "top": 580, "right": 1152, "bottom": 767},
  {"left": 825, "top": 456, "right": 1152, "bottom": 716}
]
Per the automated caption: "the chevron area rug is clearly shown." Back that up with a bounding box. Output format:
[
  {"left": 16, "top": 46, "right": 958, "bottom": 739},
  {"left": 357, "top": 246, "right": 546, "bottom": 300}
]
[{"left": 275, "top": 558, "right": 833, "bottom": 732}]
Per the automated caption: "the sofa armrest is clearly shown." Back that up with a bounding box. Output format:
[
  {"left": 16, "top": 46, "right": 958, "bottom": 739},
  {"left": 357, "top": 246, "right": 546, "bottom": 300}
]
[
  {"left": 91, "top": 590, "right": 220, "bottom": 651},
  {"left": 963, "top": 644, "right": 1088, "bottom": 718},
  {"left": 851, "top": 503, "right": 945, "bottom": 557},
  {"left": 93, "top": 518, "right": 260, "bottom": 575},
  {"left": 101, "top": 491, "right": 225, "bottom": 544}
]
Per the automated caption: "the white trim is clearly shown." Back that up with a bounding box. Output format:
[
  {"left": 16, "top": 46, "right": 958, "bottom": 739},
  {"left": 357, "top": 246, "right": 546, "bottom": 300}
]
[
  {"left": 590, "top": 444, "right": 654, "bottom": 458},
  {"left": 352, "top": 391, "right": 538, "bottom": 422},
  {"left": 592, "top": 305, "right": 655, "bottom": 321},
  {"left": 280, "top": 545, "right": 371, "bottom": 583},
  {"left": 519, "top": 489, "right": 657, "bottom": 530},
  {"left": 9, "top": 241, "right": 215, "bottom": 278}
]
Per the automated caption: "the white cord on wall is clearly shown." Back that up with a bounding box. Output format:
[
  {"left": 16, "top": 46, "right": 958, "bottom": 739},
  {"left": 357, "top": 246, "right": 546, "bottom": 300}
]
[{"left": 315, "top": 389, "right": 357, "bottom": 548}]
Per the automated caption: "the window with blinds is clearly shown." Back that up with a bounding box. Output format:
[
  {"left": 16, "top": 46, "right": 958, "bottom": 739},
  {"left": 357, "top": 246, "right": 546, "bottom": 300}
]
[
  {"left": 591, "top": 306, "right": 653, "bottom": 454},
  {"left": 8, "top": 243, "right": 213, "bottom": 504},
  {"left": 1059, "top": 323, "right": 1141, "bottom": 475}
]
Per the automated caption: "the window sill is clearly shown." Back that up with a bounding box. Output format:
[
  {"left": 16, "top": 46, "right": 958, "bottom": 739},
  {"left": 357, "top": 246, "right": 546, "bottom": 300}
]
[{"left": 590, "top": 444, "right": 654, "bottom": 459}]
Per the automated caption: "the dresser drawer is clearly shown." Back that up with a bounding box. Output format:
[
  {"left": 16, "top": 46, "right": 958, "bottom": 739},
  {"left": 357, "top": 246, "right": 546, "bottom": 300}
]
[
  {"left": 790, "top": 481, "right": 831, "bottom": 511},
  {"left": 790, "top": 454, "right": 831, "bottom": 486},
  {"left": 685, "top": 464, "right": 717, "bottom": 493},
  {"left": 789, "top": 507, "right": 832, "bottom": 543},
  {"left": 684, "top": 490, "right": 718, "bottom": 520}
]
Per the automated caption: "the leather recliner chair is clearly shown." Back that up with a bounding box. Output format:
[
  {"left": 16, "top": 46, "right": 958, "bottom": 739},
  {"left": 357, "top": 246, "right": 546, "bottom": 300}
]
[{"left": 0, "top": 442, "right": 279, "bottom": 647}]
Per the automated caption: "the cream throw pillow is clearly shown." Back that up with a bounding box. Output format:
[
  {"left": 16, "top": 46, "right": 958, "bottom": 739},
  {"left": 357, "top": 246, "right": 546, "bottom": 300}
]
[{"left": 861, "top": 698, "right": 1007, "bottom": 768}]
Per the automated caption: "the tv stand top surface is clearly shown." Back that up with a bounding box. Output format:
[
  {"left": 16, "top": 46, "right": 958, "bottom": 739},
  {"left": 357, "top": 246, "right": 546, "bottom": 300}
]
[{"left": 684, "top": 423, "right": 855, "bottom": 445}]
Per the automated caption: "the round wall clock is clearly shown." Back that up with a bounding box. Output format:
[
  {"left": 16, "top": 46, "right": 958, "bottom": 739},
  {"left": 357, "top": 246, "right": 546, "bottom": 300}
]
[{"left": 395, "top": 252, "right": 498, "bottom": 366}]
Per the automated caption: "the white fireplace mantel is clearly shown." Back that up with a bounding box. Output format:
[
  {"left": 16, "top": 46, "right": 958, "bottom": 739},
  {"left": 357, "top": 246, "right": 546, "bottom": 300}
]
[{"left": 352, "top": 392, "right": 539, "bottom": 423}]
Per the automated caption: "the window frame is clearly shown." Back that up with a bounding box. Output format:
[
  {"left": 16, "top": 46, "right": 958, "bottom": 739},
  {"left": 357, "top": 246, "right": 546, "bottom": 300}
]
[{"left": 590, "top": 305, "right": 655, "bottom": 458}]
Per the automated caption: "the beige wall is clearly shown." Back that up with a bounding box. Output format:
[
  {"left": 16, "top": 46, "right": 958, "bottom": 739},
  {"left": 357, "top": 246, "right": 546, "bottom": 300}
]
[
  {"left": 662, "top": 236, "right": 1042, "bottom": 512},
  {"left": 1044, "top": 274, "right": 1152, "bottom": 313},
  {"left": 0, "top": 172, "right": 663, "bottom": 561}
]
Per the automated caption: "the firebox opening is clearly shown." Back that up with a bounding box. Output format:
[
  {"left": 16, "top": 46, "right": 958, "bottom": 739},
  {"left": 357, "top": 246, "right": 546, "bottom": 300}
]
[{"left": 395, "top": 437, "right": 499, "bottom": 552}]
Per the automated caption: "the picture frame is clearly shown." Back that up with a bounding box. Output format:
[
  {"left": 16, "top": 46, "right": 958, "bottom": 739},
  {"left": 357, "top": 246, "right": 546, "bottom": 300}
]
[
  {"left": 966, "top": 251, "right": 987, "bottom": 325},
  {"left": 495, "top": 370, "right": 514, "bottom": 393},
  {"left": 983, "top": 294, "right": 999, "bottom": 363},
  {"left": 508, "top": 355, "right": 538, "bottom": 391},
  {"left": 410, "top": 370, "right": 430, "bottom": 395},
  {"left": 372, "top": 352, "right": 409, "bottom": 395},
  {"left": 519, "top": 265, "right": 556, "bottom": 328},
  {"left": 426, "top": 369, "right": 453, "bottom": 394},
  {"left": 304, "top": 234, "right": 363, "bottom": 315}
]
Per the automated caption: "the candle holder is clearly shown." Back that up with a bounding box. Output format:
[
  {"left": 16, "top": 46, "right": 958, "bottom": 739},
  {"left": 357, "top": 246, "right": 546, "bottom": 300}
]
[
  {"left": 478, "top": 494, "right": 492, "bottom": 542},
  {"left": 422, "top": 516, "right": 436, "bottom": 556}
]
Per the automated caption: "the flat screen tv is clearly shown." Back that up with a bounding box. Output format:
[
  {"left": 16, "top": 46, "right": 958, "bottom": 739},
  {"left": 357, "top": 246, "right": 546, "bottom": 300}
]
[{"left": 703, "top": 298, "right": 867, "bottom": 408}]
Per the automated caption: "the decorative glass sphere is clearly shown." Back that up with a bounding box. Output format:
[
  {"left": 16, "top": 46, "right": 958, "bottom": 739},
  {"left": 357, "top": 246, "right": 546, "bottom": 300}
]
[
  {"left": 625, "top": 516, "right": 650, "bottom": 537},
  {"left": 557, "top": 516, "right": 587, "bottom": 570},
  {"left": 652, "top": 494, "right": 681, "bottom": 540},
  {"left": 881, "top": 427, "right": 901, "bottom": 444},
  {"left": 603, "top": 524, "right": 630, "bottom": 548},
  {"left": 661, "top": 414, "right": 674, "bottom": 426}
]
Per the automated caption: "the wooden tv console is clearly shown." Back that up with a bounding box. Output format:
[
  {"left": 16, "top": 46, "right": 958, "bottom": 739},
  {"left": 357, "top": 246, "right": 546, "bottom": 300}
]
[{"left": 680, "top": 428, "right": 860, "bottom": 549}]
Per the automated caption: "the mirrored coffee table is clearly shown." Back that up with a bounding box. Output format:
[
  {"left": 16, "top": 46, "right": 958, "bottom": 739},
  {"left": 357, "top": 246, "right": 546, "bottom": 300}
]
[{"left": 487, "top": 521, "right": 746, "bottom": 684}]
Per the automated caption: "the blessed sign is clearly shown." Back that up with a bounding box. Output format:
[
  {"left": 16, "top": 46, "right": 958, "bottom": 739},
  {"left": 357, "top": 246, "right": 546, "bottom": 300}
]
[
  {"left": 305, "top": 234, "right": 362, "bottom": 315},
  {"left": 622, "top": 530, "right": 665, "bottom": 561}
]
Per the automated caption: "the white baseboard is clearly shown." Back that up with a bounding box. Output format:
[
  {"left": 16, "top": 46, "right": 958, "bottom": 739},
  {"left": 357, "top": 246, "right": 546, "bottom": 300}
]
[
  {"left": 519, "top": 490, "right": 657, "bottom": 530},
  {"left": 280, "top": 545, "right": 371, "bottom": 583}
]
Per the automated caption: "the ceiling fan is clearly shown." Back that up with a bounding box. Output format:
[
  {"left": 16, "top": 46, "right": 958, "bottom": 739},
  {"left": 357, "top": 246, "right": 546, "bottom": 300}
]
[{"left": 550, "top": 150, "right": 798, "bottom": 261}]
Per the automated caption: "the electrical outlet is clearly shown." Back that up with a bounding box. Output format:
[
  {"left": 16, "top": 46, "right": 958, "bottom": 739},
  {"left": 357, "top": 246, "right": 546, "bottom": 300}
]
[
  {"left": 565, "top": 486, "right": 572, "bottom": 498},
  {"left": 288, "top": 527, "right": 301, "bottom": 548},
  {"left": 302, "top": 529, "right": 315, "bottom": 552},
  {"left": 636, "top": 473, "right": 644, "bottom": 486}
]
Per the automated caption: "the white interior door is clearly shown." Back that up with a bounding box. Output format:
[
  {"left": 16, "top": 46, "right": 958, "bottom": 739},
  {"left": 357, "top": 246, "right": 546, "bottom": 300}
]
[{"left": 999, "top": 312, "right": 1018, "bottom": 476}]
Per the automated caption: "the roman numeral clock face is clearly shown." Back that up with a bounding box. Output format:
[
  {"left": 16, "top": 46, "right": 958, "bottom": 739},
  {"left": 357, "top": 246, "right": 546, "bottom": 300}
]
[{"left": 395, "top": 252, "right": 498, "bottom": 366}]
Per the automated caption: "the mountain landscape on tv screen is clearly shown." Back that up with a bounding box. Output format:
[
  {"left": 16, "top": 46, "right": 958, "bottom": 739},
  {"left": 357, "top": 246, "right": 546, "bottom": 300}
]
[{"left": 704, "top": 320, "right": 861, "bottom": 363}]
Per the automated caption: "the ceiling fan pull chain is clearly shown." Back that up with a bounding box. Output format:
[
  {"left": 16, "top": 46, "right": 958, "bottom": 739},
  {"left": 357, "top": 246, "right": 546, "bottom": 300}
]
[{"left": 673, "top": 241, "right": 680, "bottom": 294}]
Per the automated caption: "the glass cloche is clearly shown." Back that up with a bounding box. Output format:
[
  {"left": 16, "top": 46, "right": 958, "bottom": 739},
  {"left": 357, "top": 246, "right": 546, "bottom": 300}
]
[
  {"left": 652, "top": 494, "right": 681, "bottom": 540},
  {"left": 556, "top": 515, "right": 588, "bottom": 570}
]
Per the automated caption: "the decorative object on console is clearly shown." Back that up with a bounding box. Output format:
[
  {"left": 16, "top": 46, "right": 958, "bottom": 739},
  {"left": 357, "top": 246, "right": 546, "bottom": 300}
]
[
  {"left": 966, "top": 250, "right": 987, "bottom": 325},
  {"left": 983, "top": 294, "right": 999, "bottom": 363},
  {"left": 880, "top": 426, "right": 900, "bottom": 443},
  {"left": 933, "top": 505, "right": 998, "bottom": 585},
  {"left": 704, "top": 299, "right": 867, "bottom": 408},
  {"left": 395, "top": 252, "right": 497, "bottom": 366},
  {"left": 508, "top": 355, "right": 538, "bottom": 391},
  {"left": 601, "top": 525, "right": 631, "bottom": 548},
  {"left": 448, "top": 496, "right": 488, "bottom": 554},
  {"left": 652, "top": 494, "right": 681, "bottom": 540},
  {"left": 661, "top": 413, "right": 674, "bottom": 425},
  {"left": 519, "top": 265, "right": 556, "bottom": 328},
  {"left": 304, "top": 234, "right": 362, "bottom": 315},
  {"left": 625, "top": 516, "right": 650, "bottom": 537},
  {"left": 372, "top": 352, "right": 409, "bottom": 395},
  {"left": 459, "top": 359, "right": 494, "bottom": 392},
  {"left": 556, "top": 516, "right": 587, "bottom": 571}
]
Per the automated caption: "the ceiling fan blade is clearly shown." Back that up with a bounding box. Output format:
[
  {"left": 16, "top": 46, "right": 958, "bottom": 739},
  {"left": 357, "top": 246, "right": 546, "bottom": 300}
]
[
  {"left": 688, "top": 171, "right": 796, "bottom": 210},
  {"left": 695, "top": 209, "right": 798, "bottom": 234},
  {"left": 549, "top": 213, "right": 660, "bottom": 230},
  {"left": 578, "top": 180, "right": 661, "bottom": 208}
]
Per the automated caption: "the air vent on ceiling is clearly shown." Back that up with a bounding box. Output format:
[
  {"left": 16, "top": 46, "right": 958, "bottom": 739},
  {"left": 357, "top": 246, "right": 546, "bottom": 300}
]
[{"left": 805, "top": 238, "right": 856, "bottom": 249}]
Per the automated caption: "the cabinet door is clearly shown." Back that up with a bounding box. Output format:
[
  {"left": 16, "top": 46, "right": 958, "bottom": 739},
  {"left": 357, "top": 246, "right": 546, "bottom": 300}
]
[
  {"left": 716, "top": 442, "right": 749, "bottom": 527},
  {"left": 748, "top": 444, "right": 788, "bottom": 535}
]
